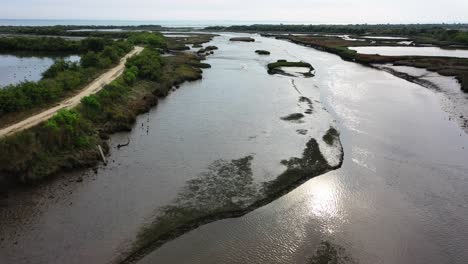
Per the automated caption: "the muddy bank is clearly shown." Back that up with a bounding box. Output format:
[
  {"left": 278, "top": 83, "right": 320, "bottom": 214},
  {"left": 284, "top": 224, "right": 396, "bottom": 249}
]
[
  {"left": 374, "top": 64, "right": 468, "bottom": 132},
  {"left": 230, "top": 37, "right": 255, "bottom": 42},
  {"left": 118, "top": 136, "right": 344, "bottom": 264},
  {"left": 274, "top": 35, "right": 468, "bottom": 92}
]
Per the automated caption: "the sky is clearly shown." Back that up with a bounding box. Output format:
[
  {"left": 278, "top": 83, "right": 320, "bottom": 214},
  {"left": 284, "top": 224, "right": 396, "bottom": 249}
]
[{"left": 1, "top": 0, "right": 468, "bottom": 24}]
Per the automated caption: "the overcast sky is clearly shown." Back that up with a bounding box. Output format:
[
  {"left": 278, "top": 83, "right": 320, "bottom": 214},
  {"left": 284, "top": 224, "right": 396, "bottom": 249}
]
[{"left": 2, "top": 0, "right": 468, "bottom": 24}]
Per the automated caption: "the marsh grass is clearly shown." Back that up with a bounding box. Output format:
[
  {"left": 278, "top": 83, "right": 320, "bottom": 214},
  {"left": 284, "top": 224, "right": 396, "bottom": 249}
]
[
  {"left": 323, "top": 127, "right": 340, "bottom": 145},
  {"left": 255, "top": 50, "right": 271, "bottom": 55},
  {"left": 308, "top": 241, "right": 357, "bottom": 264},
  {"left": 267, "top": 60, "right": 315, "bottom": 77},
  {"left": 229, "top": 37, "right": 255, "bottom": 42},
  {"left": 121, "top": 136, "right": 344, "bottom": 264},
  {"left": 281, "top": 113, "right": 305, "bottom": 121}
]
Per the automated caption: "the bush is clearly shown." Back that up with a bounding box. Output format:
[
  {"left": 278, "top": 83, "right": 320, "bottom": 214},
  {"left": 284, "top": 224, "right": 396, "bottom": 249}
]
[
  {"left": 81, "top": 51, "right": 100, "bottom": 68},
  {"left": 43, "top": 109, "right": 94, "bottom": 149},
  {"left": 128, "top": 32, "right": 167, "bottom": 48},
  {"left": 123, "top": 69, "right": 137, "bottom": 85},
  {"left": 126, "top": 48, "right": 162, "bottom": 80},
  {"left": 0, "top": 37, "right": 136, "bottom": 118}
]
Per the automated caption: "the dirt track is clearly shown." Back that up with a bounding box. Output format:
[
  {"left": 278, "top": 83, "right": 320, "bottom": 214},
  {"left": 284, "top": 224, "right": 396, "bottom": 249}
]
[{"left": 0, "top": 46, "right": 144, "bottom": 138}]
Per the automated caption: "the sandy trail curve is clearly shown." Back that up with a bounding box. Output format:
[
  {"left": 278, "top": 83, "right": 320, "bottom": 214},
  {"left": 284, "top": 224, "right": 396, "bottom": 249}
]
[{"left": 0, "top": 46, "right": 144, "bottom": 138}]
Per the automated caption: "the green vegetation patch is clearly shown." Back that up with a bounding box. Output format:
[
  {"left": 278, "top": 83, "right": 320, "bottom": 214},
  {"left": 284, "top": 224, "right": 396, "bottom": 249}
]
[
  {"left": 229, "top": 37, "right": 255, "bottom": 42},
  {"left": 308, "top": 241, "right": 357, "bottom": 264},
  {"left": 265, "top": 138, "right": 331, "bottom": 196},
  {"left": 255, "top": 50, "right": 271, "bottom": 55},
  {"left": 267, "top": 60, "right": 315, "bottom": 77},
  {"left": 127, "top": 32, "right": 167, "bottom": 49},
  {"left": 0, "top": 38, "right": 133, "bottom": 119},
  {"left": 197, "top": 45, "right": 218, "bottom": 55},
  {"left": 280, "top": 113, "right": 305, "bottom": 122},
  {"left": 323, "top": 127, "right": 340, "bottom": 145}
]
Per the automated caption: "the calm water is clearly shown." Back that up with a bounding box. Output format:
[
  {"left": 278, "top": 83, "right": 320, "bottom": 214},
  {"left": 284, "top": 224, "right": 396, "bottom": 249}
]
[
  {"left": 1, "top": 33, "right": 468, "bottom": 264},
  {"left": 349, "top": 46, "right": 468, "bottom": 58},
  {"left": 140, "top": 35, "right": 468, "bottom": 264},
  {"left": 375, "top": 64, "right": 468, "bottom": 133},
  {"left": 0, "top": 54, "right": 80, "bottom": 87},
  {"left": 0, "top": 33, "right": 339, "bottom": 264}
]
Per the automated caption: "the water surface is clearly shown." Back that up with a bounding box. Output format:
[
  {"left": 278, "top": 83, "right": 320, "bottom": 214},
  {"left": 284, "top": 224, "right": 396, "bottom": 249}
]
[
  {"left": 350, "top": 46, "right": 468, "bottom": 58},
  {"left": 1, "top": 33, "right": 468, "bottom": 264},
  {"left": 0, "top": 33, "right": 339, "bottom": 264},
  {"left": 0, "top": 54, "right": 80, "bottom": 87},
  {"left": 139, "top": 34, "right": 468, "bottom": 264}
]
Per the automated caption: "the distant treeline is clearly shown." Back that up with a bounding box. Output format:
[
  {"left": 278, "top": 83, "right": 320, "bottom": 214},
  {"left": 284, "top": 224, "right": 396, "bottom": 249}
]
[
  {"left": 206, "top": 24, "right": 468, "bottom": 45},
  {"left": 0, "top": 36, "right": 117, "bottom": 53},
  {"left": 0, "top": 25, "right": 163, "bottom": 38}
]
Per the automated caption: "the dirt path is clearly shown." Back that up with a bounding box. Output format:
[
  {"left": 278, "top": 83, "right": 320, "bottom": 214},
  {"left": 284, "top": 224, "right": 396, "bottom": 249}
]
[{"left": 0, "top": 46, "right": 144, "bottom": 138}]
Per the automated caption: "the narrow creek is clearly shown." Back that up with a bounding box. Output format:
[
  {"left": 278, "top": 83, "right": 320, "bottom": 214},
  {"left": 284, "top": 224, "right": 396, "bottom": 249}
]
[{"left": 1, "top": 33, "right": 468, "bottom": 264}]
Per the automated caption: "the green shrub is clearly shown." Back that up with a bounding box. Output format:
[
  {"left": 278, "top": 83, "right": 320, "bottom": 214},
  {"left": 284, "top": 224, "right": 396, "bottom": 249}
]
[
  {"left": 128, "top": 32, "right": 167, "bottom": 48},
  {"left": 126, "top": 48, "right": 162, "bottom": 80},
  {"left": 0, "top": 38, "right": 135, "bottom": 117},
  {"left": 123, "top": 69, "right": 137, "bottom": 85},
  {"left": 81, "top": 51, "right": 100, "bottom": 68}
]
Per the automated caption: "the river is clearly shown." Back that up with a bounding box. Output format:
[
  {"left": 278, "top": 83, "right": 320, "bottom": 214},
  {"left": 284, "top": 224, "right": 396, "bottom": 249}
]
[{"left": 1, "top": 33, "right": 468, "bottom": 264}]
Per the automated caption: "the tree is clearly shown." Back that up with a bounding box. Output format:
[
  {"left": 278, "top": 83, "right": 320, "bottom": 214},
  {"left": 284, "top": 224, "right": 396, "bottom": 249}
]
[{"left": 81, "top": 51, "right": 100, "bottom": 68}]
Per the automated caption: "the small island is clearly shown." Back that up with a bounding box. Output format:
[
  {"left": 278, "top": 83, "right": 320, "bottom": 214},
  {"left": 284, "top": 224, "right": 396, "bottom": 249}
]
[
  {"left": 230, "top": 37, "right": 255, "bottom": 42},
  {"left": 255, "top": 50, "right": 271, "bottom": 55},
  {"left": 267, "top": 60, "right": 315, "bottom": 77},
  {"left": 197, "top": 45, "right": 218, "bottom": 55}
]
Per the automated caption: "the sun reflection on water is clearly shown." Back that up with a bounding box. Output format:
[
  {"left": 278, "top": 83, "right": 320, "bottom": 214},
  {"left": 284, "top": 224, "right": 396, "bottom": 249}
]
[{"left": 306, "top": 176, "right": 345, "bottom": 234}]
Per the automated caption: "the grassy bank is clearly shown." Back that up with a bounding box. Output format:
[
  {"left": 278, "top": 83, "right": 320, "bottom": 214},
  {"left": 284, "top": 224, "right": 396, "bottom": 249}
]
[{"left": 0, "top": 35, "right": 212, "bottom": 185}]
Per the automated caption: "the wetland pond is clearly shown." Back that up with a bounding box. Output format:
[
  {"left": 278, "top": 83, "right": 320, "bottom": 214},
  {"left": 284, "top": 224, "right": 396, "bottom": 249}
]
[
  {"left": 349, "top": 46, "right": 468, "bottom": 58},
  {"left": 0, "top": 53, "right": 80, "bottom": 87},
  {"left": 1, "top": 33, "right": 468, "bottom": 264}
]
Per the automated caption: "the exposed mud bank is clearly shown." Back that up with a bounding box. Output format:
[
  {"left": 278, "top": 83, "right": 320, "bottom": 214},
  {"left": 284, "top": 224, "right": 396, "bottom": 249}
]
[{"left": 118, "top": 135, "right": 344, "bottom": 264}]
